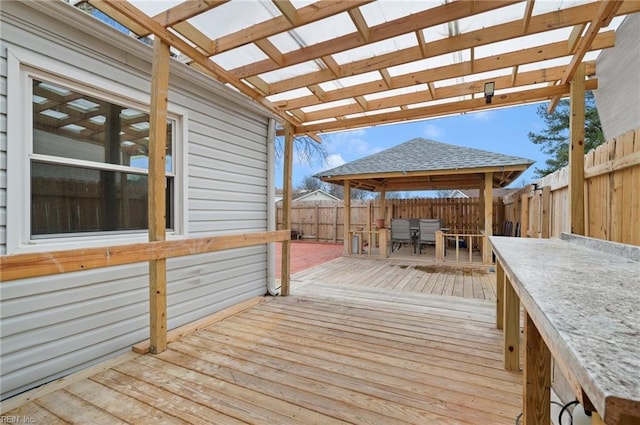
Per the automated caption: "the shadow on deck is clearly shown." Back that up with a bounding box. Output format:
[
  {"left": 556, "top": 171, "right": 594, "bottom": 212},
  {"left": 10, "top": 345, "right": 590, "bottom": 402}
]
[{"left": 3, "top": 258, "right": 521, "bottom": 424}]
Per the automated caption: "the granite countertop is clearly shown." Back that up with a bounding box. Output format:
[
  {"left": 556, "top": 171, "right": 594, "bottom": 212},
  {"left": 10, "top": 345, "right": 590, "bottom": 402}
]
[{"left": 490, "top": 235, "right": 640, "bottom": 424}]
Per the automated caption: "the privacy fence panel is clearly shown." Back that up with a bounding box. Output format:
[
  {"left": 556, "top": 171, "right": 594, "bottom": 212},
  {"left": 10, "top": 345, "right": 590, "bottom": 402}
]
[
  {"left": 503, "top": 127, "right": 639, "bottom": 245},
  {"left": 277, "top": 198, "right": 505, "bottom": 242}
]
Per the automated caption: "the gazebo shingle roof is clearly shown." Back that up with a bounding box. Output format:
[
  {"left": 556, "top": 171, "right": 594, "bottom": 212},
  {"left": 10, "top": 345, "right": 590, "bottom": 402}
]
[{"left": 315, "top": 138, "right": 534, "bottom": 178}]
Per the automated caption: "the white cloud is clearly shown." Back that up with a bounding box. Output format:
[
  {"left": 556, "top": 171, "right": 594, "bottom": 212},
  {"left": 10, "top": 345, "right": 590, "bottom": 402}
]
[
  {"left": 423, "top": 124, "right": 443, "bottom": 139},
  {"left": 326, "top": 154, "right": 346, "bottom": 168},
  {"left": 325, "top": 129, "right": 375, "bottom": 157},
  {"left": 470, "top": 110, "right": 493, "bottom": 121}
]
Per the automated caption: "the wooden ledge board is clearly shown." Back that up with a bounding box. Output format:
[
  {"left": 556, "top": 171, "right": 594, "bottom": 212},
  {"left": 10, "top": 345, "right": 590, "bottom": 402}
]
[{"left": 132, "top": 296, "right": 268, "bottom": 354}]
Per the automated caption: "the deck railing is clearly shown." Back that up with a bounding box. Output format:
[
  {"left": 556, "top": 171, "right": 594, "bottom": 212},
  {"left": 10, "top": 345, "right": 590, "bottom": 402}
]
[
  {"left": 348, "top": 229, "right": 389, "bottom": 257},
  {"left": 347, "top": 228, "right": 487, "bottom": 264},
  {"left": 435, "top": 231, "right": 486, "bottom": 264}
]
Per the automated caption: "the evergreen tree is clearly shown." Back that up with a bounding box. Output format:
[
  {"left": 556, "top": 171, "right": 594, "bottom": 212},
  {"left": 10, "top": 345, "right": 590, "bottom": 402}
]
[{"left": 528, "top": 91, "right": 604, "bottom": 177}]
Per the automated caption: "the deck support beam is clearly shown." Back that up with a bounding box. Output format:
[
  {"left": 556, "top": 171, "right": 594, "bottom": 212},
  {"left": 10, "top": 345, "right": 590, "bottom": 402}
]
[
  {"left": 570, "top": 63, "right": 586, "bottom": 235},
  {"left": 343, "top": 180, "right": 351, "bottom": 255},
  {"left": 148, "top": 38, "right": 170, "bottom": 354},
  {"left": 483, "top": 172, "right": 493, "bottom": 264},
  {"left": 281, "top": 123, "right": 294, "bottom": 296}
]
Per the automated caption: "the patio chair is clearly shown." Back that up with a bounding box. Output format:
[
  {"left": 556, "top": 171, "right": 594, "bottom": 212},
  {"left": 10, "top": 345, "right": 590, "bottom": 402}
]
[
  {"left": 418, "top": 218, "right": 441, "bottom": 254},
  {"left": 390, "top": 219, "right": 412, "bottom": 252}
]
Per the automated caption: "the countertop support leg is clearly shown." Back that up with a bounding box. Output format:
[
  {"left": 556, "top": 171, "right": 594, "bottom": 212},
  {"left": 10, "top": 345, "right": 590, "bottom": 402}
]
[
  {"left": 524, "top": 311, "right": 551, "bottom": 425},
  {"left": 496, "top": 260, "right": 504, "bottom": 330},
  {"left": 504, "top": 274, "right": 520, "bottom": 371}
]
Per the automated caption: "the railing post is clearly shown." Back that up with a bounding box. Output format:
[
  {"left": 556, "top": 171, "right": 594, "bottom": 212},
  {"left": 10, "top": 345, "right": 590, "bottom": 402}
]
[
  {"left": 435, "top": 230, "right": 444, "bottom": 261},
  {"left": 148, "top": 38, "right": 170, "bottom": 354}
]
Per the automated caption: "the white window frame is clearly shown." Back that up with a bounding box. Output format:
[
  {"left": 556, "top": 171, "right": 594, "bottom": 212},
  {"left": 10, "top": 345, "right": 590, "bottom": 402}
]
[{"left": 6, "top": 48, "right": 187, "bottom": 255}]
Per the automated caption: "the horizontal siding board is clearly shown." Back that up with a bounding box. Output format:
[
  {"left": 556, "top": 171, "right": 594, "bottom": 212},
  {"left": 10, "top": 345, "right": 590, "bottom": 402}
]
[
  {"left": 189, "top": 188, "right": 267, "bottom": 203},
  {"left": 1, "top": 2, "right": 272, "bottom": 399},
  {"left": 2, "top": 314, "right": 148, "bottom": 373},
  {"left": 189, "top": 152, "right": 267, "bottom": 179},
  {"left": 1, "top": 302, "right": 148, "bottom": 355},
  {"left": 189, "top": 165, "right": 266, "bottom": 187},
  {"left": 1, "top": 282, "right": 148, "bottom": 335},
  {"left": 1, "top": 332, "right": 143, "bottom": 399},
  {"left": 188, "top": 106, "right": 269, "bottom": 145},
  {"left": 189, "top": 140, "right": 266, "bottom": 172},
  {"left": 189, "top": 175, "right": 267, "bottom": 194},
  {"left": 188, "top": 221, "right": 268, "bottom": 235},
  {"left": 0, "top": 263, "right": 147, "bottom": 300},
  {"left": 189, "top": 199, "right": 267, "bottom": 212}
]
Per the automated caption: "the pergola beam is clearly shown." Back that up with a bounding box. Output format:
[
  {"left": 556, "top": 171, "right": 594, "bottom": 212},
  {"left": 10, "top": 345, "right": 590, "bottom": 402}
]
[
  {"left": 152, "top": 0, "right": 229, "bottom": 28},
  {"left": 99, "top": 0, "right": 300, "bottom": 129},
  {"left": 266, "top": 30, "right": 613, "bottom": 96},
  {"left": 547, "top": 0, "right": 624, "bottom": 113},
  {"left": 298, "top": 62, "right": 597, "bottom": 124},
  {"left": 522, "top": 0, "right": 535, "bottom": 33},
  {"left": 210, "top": 1, "right": 373, "bottom": 55},
  {"left": 231, "top": 0, "right": 518, "bottom": 78},
  {"left": 348, "top": 7, "right": 370, "bottom": 42},
  {"left": 295, "top": 79, "right": 598, "bottom": 135},
  {"left": 234, "top": 0, "right": 637, "bottom": 85}
]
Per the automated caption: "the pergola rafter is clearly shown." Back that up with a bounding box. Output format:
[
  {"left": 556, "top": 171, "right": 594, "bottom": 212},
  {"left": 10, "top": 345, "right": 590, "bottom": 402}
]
[{"left": 85, "top": 0, "right": 638, "bottom": 138}]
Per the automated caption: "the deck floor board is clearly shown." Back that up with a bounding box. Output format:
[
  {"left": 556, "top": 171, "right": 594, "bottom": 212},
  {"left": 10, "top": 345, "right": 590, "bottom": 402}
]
[{"left": 4, "top": 257, "right": 520, "bottom": 425}]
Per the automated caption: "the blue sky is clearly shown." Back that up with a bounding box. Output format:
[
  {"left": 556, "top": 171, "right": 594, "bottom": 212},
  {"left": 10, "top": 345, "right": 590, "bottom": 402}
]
[{"left": 275, "top": 103, "right": 549, "bottom": 192}]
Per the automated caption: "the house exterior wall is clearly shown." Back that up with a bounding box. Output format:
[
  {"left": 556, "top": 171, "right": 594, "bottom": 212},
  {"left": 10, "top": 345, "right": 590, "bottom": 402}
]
[
  {"left": 0, "top": 2, "right": 274, "bottom": 399},
  {"left": 0, "top": 41, "right": 6, "bottom": 257},
  {"left": 594, "top": 13, "right": 640, "bottom": 140}
]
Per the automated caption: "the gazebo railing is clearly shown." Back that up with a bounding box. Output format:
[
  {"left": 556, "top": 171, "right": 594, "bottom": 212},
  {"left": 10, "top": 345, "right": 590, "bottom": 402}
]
[{"left": 435, "top": 231, "right": 487, "bottom": 264}]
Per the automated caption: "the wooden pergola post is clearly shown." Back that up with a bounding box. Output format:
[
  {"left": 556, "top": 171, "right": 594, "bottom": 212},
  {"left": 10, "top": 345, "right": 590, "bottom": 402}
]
[
  {"left": 280, "top": 124, "right": 294, "bottom": 296},
  {"left": 569, "top": 63, "right": 586, "bottom": 235},
  {"left": 148, "top": 39, "right": 170, "bottom": 354},
  {"left": 483, "top": 172, "right": 493, "bottom": 264},
  {"left": 379, "top": 188, "right": 387, "bottom": 227},
  {"left": 343, "top": 180, "right": 351, "bottom": 255}
]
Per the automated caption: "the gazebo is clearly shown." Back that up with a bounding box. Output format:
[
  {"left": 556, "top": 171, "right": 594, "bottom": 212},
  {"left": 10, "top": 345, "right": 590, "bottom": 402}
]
[{"left": 315, "top": 138, "right": 534, "bottom": 263}]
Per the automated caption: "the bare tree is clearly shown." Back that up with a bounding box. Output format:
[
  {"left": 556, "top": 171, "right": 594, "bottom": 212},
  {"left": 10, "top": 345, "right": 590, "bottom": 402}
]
[
  {"left": 275, "top": 134, "right": 328, "bottom": 167},
  {"left": 326, "top": 183, "right": 372, "bottom": 200},
  {"left": 297, "top": 175, "right": 325, "bottom": 191}
]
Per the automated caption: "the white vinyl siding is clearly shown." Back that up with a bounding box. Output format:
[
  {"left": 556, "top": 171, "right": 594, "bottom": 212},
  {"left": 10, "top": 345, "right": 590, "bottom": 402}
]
[
  {"left": 1, "top": 47, "right": 7, "bottom": 255},
  {"left": 1, "top": 2, "right": 273, "bottom": 400}
]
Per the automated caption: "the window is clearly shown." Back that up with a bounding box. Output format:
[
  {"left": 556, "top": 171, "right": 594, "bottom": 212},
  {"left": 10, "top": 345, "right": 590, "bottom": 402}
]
[
  {"left": 30, "top": 79, "right": 175, "bottom": 237},
  {"left": 7, "top": 49, "right": 186, "bottom": 254}
]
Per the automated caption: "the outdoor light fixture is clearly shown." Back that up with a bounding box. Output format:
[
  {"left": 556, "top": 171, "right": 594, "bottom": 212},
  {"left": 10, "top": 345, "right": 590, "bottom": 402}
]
[{"left": 484, "top": 81, "right": 495, "bottom": 104}]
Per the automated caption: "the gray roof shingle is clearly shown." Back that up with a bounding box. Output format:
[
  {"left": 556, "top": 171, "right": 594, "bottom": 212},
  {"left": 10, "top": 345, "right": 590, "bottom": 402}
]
[{"left": 315, "top": 138, "right": 534, "bottom": 178}]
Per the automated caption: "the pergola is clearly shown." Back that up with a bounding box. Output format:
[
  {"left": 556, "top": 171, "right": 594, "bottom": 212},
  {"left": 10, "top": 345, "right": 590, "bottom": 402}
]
[{"left": 9, "top": 0, "right": 640, "bottom": 353}]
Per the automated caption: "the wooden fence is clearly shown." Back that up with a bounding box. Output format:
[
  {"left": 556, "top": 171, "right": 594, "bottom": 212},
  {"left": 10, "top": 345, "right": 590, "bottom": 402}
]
[
  {"left": 276, "top": 197, "right": 505, "bottom": 243},
  {"left": 504, "top": 127, "right": 639, "bottom": 245}
]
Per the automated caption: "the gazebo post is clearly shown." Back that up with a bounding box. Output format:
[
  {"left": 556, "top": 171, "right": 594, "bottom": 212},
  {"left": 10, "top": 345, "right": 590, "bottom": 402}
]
[
  {"left": 343, "top": 180, "right": 351, "bottom": 255},
  {"left": 483, "top": 172, "right": 493, "bottom": 264},
  {"left": 379, "top": 188, "right": 387, "bottom": 228},
  {"left": 479, "top": 185, "right": 485, "bottom": 231}
]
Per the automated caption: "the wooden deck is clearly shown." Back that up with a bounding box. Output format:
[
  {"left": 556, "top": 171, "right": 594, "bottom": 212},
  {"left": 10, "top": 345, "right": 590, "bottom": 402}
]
[
  {"left": 294, "top": 255, "right": 496, "bottom": 300},
  {"left": 2, "top": 258, "right": 521, "bottom": 425}
]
